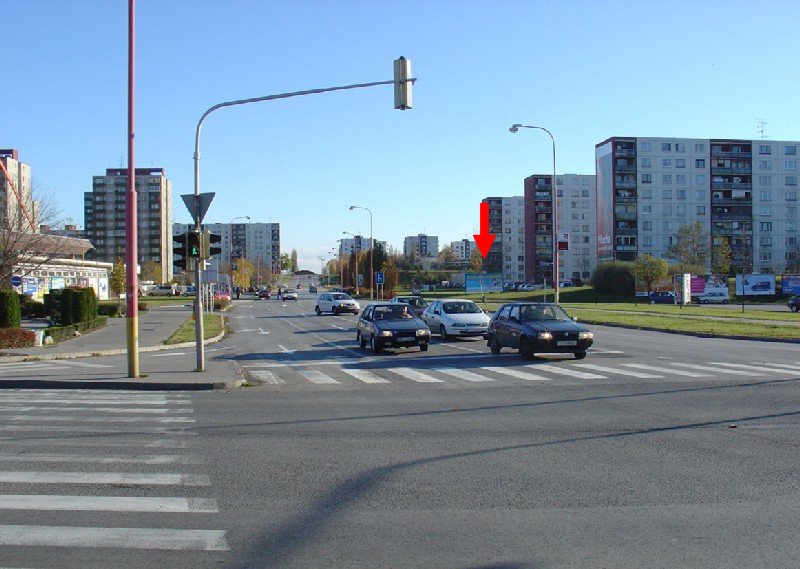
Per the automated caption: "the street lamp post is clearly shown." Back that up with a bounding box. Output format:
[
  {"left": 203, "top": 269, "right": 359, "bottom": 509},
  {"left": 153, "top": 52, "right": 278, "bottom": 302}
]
[
  {"left": 342, "top": 231, "right": 360, "bottom": 295},
  {"left": 349, "top": 205, "right": 373, "bottom": 299},
  {"left": 229, "top": 216, "right": 250, "bottom": 293},
  {"left": 509, "top": 124, "right": 560, "bottom": 304}
]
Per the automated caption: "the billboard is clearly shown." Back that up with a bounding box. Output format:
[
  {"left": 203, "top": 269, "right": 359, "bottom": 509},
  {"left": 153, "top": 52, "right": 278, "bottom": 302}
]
[
  {"left": 735, "top": 274, "right": 775, "bottom": 295},
  {"left": 781, "top": 275, "right": 800, "bottom": 295},
  {"left": 689, "top": 275, "right": 729, "bottom": 298},
  {"left": 595, "top": 142, "right": 614, "bottom": 263},
  {"left": 465, "top": 273, "right": 503, "bottom": 293}
]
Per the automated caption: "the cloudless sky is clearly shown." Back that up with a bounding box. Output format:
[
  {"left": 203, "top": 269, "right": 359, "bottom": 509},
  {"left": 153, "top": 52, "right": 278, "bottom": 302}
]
[{"left": 3, "top": 1, "right": 799, "bottom": 270}]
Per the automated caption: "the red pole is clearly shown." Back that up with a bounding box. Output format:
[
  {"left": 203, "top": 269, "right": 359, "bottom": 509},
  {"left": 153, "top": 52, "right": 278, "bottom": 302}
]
[{"left": 125, "top": 0, "right": 139, "bottom": 377}]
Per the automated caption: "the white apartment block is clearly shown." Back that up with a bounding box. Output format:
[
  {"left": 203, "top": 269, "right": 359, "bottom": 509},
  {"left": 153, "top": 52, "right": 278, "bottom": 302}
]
[
  {"left": 339, "top": 236, "right": 387, "bottom": 256},
  {"left": 500, "top": 196, "right": 526, "bottom": 283},
  {"left": 558, "top": 174, "right": 597, "bottom": 281},
  {"left": 404, "top": 234, "right": 439, "bottom": 258},
  {"left": 85, "top": 168, "right": 173, "bottom": 282},
  {"left": 0, "top": 149, "right": 34, "bottom": 232},
  {"left": 596, "top": 137, "right": 800, "bottom": 274},
  {"left": 173, "top": 221, "right": 281, "bottom": 276},
  {"left": 450, "top": 238, "right": 477, "bottom": 261}
]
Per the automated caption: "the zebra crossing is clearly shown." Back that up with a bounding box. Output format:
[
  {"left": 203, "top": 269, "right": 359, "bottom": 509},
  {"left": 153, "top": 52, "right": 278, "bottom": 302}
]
[
  {"left": 0, "top": 359, "right": 114, "bottom": 376},
  {"left": 241, "top": 358, "right": 800, "bottom": 389},
  {"left": 0, "top": 389, "right": 227, "bottom": 562}
]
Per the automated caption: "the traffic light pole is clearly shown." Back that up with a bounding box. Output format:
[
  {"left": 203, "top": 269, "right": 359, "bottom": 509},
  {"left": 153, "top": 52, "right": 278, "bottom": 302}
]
[{"left": 194, "top": 229, "right": 205, "bottom": 372}]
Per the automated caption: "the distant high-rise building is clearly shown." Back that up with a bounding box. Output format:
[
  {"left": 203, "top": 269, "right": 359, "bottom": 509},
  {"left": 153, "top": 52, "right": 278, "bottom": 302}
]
[
  {"left": 84, "top": 168, "right": 173, "bottom": 282},
  {"left": 0, "top": 149, "right": 34, "bottom": 232},
  {"left": 404, "top": 234, "right": 439, "bottom": 258},
  {"left": 450, "top": 238, "right": 477, "bottom": 261}
]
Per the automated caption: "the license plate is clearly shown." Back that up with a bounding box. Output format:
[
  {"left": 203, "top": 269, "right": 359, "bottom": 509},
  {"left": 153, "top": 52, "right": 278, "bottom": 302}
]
[
  {"left": 397, "top": 336, "right": 415, "bottom": 342},
  {"left": 557, "top": 340, "right": 577, "bottom": 346}
]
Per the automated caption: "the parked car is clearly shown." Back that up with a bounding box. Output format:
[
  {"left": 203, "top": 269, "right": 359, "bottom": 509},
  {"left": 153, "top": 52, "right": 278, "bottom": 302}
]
[
  {"left": 695, "top": 291, "right": 730, "bottom": 304},
  {"left": 257, "top": 288, "right": 271, "bottom": 300},
  {"left": 182, "top": 285, "right": 197, "bottom": 297},
  {"left": 788, "top": 295, "right": 799, "bottom": 312},
  {"left": 389, "top": 295, "right": 429, "bottom": 316},
  {"left": 421, "top": 299, "right": 491, "bottom": 340},
  {"left": 487, "top": 302, "right": 593, "bottom": 360},
  {"left": 648, "top": 291, "right": 676, "bottom": 305},
  {"left": 559, "top": 280, "right": 575, "bottom": 288},
  {"left": 214, "top": 291, "right": 231, "bottom": 302},
  {"left": 148, "top": 284, "right": 178, "bottom": 297},
  {"left": 356, "top": 302, "right": 430, "bottom": 353},
  {"left": 309, "top": 286, "right": 318, "bottom": 294},
  {"left": 281, "top": 288, "right": 298, "bottom": 301},
  {"left": 315, "top": 292, "right": 360, "bottom": 315}
]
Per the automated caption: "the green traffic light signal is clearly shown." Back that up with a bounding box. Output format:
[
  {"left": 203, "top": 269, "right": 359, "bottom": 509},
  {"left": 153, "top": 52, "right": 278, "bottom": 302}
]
[{"left": 187, "top": 231, "right": 202, "bottom": 258}]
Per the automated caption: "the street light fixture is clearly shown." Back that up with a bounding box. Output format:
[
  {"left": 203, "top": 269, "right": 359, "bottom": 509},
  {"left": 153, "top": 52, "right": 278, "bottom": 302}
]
[
  {"left": 349, "top": 205, "right": 374, "bottom": 299},
  {"left": 509, "top": 123, "right": 560, "bottom": 304},
  {"left": 342, "top": 231, "right": 361, "bottom": 295}
]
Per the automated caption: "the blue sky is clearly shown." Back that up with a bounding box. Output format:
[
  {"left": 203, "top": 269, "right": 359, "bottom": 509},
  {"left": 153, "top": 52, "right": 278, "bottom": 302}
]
[{"left": 3, "top": 1, "right": 798, "bottom": 271}]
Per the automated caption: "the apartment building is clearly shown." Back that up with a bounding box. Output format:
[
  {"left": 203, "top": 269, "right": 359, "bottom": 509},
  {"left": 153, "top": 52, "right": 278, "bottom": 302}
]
[
  {"left": 595, "top": 137, "right": 800, "bottom": 274},
  {"left": 403, "top": 234, "right": 439, "bottom": 258},
  {"left": 0, "top": 149, "right": 35, "bottom": 232},
  {"left": 173, "top": 221, "right": 281, "bottom": 278},
  {"left": 84, "top": 168, "right": 173, "bottom": 282},
  {"left": 450, "top": 238, "right": 477, "bottom": 261},
  {"left": 339, "top": 236, "right": 387, "bottom": 256}
]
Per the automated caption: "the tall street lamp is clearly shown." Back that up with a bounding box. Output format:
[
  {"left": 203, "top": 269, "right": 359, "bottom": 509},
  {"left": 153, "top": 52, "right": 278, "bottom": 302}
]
[
  {"left": 509, "top": 124, "right": 560, "bottom": 304},
  {"left": 229, "top": 215, "right": 250, "bottom": 291},
  {"left": 349, "top": 205, "right": 373, "bottom": 299},
  {"left": 342, "top": 231, "right": 360, "bottom": 295}
]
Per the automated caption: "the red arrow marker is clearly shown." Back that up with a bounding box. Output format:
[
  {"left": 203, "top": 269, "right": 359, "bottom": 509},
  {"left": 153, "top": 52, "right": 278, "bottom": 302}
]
[{"left": 473, "top": 202, "right": 496, "bottom": 258}]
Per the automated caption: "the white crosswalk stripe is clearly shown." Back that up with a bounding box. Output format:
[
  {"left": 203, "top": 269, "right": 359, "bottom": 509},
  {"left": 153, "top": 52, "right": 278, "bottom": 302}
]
[
  {"left": 709, "top": 362, "right": 798, "bottom": 375},
  {"left": 754, "top": 362, "right": 800, "bottom": 372},
  {"left": 0, "top": 389, "right": 228, "bottom": 555},
  {"left": 434, "top": 368, "right": 495, "bottom": 382},
  {"left": 481, "top": 367, "right": 552, "bottom": 381},
  {"left": 391, "top": 367, "right": 444, "bottom": 383},
  {"left": 668, "top": 362, "right": 767, "bottom": 376},
  {"left": 339, "top": 368, "right": 390, "bottom": 384},
  {"left": 572, "top": 363, "right": 663, "bottom": 378},
  {"left": 298, "top": 370, "right": 340, "bottom": 384},
  {"left": 534, "top": 364, "right": 607, "bottom": 379},
  {"left": 621, "top": 363, "right": 712, "bottom": 377}
]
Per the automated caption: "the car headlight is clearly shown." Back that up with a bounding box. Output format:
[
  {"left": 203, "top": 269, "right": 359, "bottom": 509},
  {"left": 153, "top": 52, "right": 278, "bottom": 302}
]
[
  {"left": 537, "top": 331, "right": 553, "bottom": 340},
  {"left": 579, "top": 331, "right": 593, "bottom": 340},
  {"left": 379, "top": 330, "right": 393, "bottom": 337},
  {"left": 416, "top": 329, "right": 430, "bottom": 336}
]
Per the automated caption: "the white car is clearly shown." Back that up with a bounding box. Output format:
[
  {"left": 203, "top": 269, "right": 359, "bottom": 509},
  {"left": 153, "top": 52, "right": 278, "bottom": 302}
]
[
  {"left": 695, "top": 291, "right": 730, "bottom": 304},
  {"left": 281, "top": 289, "right": 298, "bottom": 301},
  {"left": 147, "top": 284, "right": 178, "bottom": 296},
  {"left": 421, "top": 298, "right": 491, "bottom": 340},
  {"left": 315, "top": 292, "right": 360, "bottom": 315}
]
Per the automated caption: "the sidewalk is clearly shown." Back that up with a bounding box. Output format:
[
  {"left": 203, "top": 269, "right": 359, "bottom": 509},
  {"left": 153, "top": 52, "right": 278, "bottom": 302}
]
[{"left": 0, "top": 305, "right": 243, "bottom": 391}]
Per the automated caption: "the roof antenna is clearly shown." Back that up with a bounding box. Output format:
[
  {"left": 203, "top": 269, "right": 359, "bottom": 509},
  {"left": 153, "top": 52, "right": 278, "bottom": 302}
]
[{"left": 756, "top": 119, "right": 768, "bottom": 140}]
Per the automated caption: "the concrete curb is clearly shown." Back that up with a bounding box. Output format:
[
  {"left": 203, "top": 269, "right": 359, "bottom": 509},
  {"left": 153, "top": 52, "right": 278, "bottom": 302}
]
[
  {"left": 0, "top": 378, "right": 245, "bottom": 391},
  {"left": 580, "top": 319, "right": 800, "bottom": 344}
]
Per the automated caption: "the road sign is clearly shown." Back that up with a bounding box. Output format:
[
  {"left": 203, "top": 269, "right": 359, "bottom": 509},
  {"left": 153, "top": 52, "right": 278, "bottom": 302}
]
[
  {"left": 357, "top": 274, "right": 364, "bottom": 286},
  {"left": 10, "top": 275, "right": 22, "bottom": 287},
  {"left": 181, "top": 192, "right": 215, "bottom": 224},
  {"left": 375, "top": 271, "right": 385, "bottom": 285}
]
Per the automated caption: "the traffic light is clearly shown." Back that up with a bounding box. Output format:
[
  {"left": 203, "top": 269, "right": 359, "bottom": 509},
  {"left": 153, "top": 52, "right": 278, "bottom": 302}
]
[
  {"left": 202, "top": 231, "right": 222, "bottom": 259},
  {"left": 173, "top": 232, "right": 189, "bottom": 270},
  {"left": 187, "top": 231, "right": 202, "bottom": 258},
  {"left": 393, "top": 56, "right": 412, "bottom": 110}
]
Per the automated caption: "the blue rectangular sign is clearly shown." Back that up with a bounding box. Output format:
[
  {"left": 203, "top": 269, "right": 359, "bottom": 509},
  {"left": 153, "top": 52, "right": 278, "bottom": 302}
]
[{"left": 465, "top": 273, "right": 503, "bottom": 293}]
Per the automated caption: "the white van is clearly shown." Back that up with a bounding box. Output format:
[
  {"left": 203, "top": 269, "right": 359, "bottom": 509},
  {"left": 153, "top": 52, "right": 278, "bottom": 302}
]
[{"left": 148, "top": 284, "right": 178, "bottom": 297}]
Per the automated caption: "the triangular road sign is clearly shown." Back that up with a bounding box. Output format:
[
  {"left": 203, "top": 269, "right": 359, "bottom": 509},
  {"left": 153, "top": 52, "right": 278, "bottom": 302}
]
[{"left": 181, "top": 192, "right": 215, "bottom": 224}]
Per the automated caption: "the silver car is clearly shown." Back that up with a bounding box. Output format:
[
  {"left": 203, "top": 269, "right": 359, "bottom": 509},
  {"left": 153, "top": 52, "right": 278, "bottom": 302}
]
[
  {"left": 315, "top": 292, "right": 360, "bottom": 315},
  {"left": 421, "top": 298, "right": 491, "bottom": 340}
]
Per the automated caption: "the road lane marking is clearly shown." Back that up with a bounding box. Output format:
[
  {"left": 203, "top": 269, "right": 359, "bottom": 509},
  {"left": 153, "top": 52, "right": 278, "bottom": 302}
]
[
  {"left": 534, "top": 364, "right": 607, "bottom": 379},
  {"left": 339, "top": 369, "right": 390, "bottom": 384},
  {"left": 754, "top": 362, "right": 800, "bottom": 371},
  {"left": 621, "top": 363, "right": 712, "bottom": 377},
  {"left": 668, "top": 362, "right": 766, "bottom": 376},
  {"left": 434, "top": 368, "right": 494, "bottom": 382},
  {"left": 258, "top": 328, "right": 270, "bottom": 335},
  {"left": 298, "top": 370, "right": 340, "bottom": 384},
  {"left": 278, "top": 345, "right": 296, "bottom": 354},
  {"left": 248, "top": 370, "right": 285, "bottom": 384},
  {"left": 56, "top": 360, "right": 114, "bottom": 369},
  {"left": 572, "top": 363, "right": 662, "bottom": 378},
  {"left": 0, "top": 453, "right": 198, "bottom": 464},
  {"left": 0, "top": 495, "right": 217, "bottom": 513},
  {"left": 391, "top": 368, "right": 444, "bottom": 383},
  {"left": 0, "top": 525, "right": 228, "bottom": 551},
  {"left": 2, "top": 415, "right": 194, "bottom": 423},
  {"left": 0, "top": 406, "right": 193, "bottom": 414},
  {"left": 0, "top": 425, "right": 194, "bottom": 435},
  {"left": 482, "top": 367, "right": 552, "bottom": 381},
  {"left": 0, "top": 471, "right": 209, "bottom": 485},
  {"left": 708, "top": 362, "right": 797, "bottom": 374}
]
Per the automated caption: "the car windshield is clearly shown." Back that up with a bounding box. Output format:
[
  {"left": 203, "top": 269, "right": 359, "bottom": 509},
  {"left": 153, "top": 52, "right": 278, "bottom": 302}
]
[
  {"left": 284, "top": 289, "right": 296, "bottom": 294},
  {"left": 519, "top": 305, "right": 571, "bottom": 322},
  {"left": 331, "top": 293, "right": 351, "bottom": 300},
  {"left": 374, "top": 306, "right": 413, "bottom": 320},
  {"left": 443, "top": 301, "right": 482, "bottom": 314},
  {"left": 398, "top": 297, "right": 427, "bottom": 308}
]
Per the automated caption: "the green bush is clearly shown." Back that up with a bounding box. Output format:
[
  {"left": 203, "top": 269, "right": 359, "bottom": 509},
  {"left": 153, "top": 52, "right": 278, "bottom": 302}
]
[
  {"left": 213, "top": 298, "right": 231, "bottom": 311},
  {"left": 591, "top": 262, "right": 636, "bottom": 295},
  {"left": 20, "top": 296, "right": 47, "bottom": 318},
  {"left": 0, "top": 290, "right": 21, "bottom": 328},
  {"left": 44, "top": 317, "right": 108, "bottom": 344},
  {"left": 43, "top": 290, "right": 63, "bottom": 324},
  {"left": 0, "top": 327, "right": 36, "bottom": 348},
  {"left": 98, "top": 303, "right": 122, "bottom": 317}
]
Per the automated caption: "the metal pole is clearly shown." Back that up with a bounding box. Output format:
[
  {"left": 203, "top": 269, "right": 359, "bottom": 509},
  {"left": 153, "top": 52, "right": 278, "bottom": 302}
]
[
  {"left": 369, "top": 210, "right": 374, "bottom": 300},
  {"left": 550, "top": 133, "right": 559, "bottom": 305},
  {"left": 125, "top": 0, "right": 139, "bottom": 378}
]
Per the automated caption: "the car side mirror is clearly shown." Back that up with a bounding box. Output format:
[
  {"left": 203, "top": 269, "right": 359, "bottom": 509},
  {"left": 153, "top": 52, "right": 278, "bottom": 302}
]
[{"left": 572, "top": 316, "right": 579, "bottom": 322}]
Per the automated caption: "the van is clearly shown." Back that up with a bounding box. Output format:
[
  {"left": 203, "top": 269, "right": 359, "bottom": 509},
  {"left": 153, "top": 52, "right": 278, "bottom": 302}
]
[{"left": 148, "top": 284, "right": 178, "bottom": 297}]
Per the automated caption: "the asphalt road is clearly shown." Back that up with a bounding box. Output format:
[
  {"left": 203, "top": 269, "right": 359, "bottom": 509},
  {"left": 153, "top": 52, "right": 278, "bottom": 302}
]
[{"left": 2, "top": 292, "right": 799, "bottom": 568}]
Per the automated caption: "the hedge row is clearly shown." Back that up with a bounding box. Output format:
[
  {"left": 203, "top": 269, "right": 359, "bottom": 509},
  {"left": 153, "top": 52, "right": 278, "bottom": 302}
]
[
  {"left": 0, "top": 328, "right": 36, "bottom": 348},
  {"left": 44, "top": 317, "right": 108, "bottom": 344},
  {"left": 0, "top": 291, "right": 21, "bottom": 328}
]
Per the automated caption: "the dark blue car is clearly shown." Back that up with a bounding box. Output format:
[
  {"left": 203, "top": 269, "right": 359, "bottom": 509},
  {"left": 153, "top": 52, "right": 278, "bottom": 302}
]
[{"left": 648, "top": 291, "right": 676, "bottom": 304}]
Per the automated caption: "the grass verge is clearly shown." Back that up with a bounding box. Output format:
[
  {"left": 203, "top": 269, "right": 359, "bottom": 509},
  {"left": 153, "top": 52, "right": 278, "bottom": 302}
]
[{"left": 166, "top": 314, "right": 226, "bottom": 345}]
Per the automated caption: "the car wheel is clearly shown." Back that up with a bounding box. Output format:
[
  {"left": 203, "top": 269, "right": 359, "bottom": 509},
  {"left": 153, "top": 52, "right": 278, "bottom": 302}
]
[
  {"left": 792, "top": 305, "right": 799, "bottom": 313},
  {"left": 488, "top": 335, "right": 501, "bottom": 354},
  {"left": 649, "top": 300, "right": 656, "bottom": 305},
  {"left": 439, "top": 324, "right": 450, "bottom": 340},
  {"left": 370, "top": 335, "right": 382, "bottom": 353},
  {"left": 519, "top": 337, "right": 536, "bottom": 360},
  {"left": 315, "top": 306, "right": 321, "bottom": 315},
  {"left": 419, "top": 343, "right": 428, "bottom": 352},
  {"left": 358, "top": 332, "right": 367, "bottom": 349},
  {"left": 574, "top": 351, "right": 587, "bottom": 360},
  {"left": 333, "top": 307, "right": 339, "bottom": 315},
  {"left": 702, "top": 299, "right": 709, "bottom": 304},
  {"left": 722, "top": 300, "right": 729, "bottom": 304}
]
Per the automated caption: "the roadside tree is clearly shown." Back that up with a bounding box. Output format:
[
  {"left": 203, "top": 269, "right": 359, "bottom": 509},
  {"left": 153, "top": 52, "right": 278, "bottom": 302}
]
[
  {"left": 666, "top": 222, "right": 709, "bottom": 273},
  {"left": 633, "top": 254, "right": 669, "bottom": 294}
]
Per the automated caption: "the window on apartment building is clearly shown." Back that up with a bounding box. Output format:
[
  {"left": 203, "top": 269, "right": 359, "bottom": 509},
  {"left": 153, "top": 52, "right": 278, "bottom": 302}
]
[
  {"left": 758, "top": 175, "right": 772, "bottom": 186},
  {"left": 662, "top": 174, "right": 672, "bottom": 184},
  {"left": 642, "top": 236, "right": 652, "bottom": 247},
  {"left": 787, "top": 191, "right": 798, "bottom": 201},
  {"left": 760, "top": 206, "right": 772, "bottom": 216},
  {"left": 662, "top": 158, "right": 672, "bottom": 167},
  {"left": 663, "top": 221, "right": 675, "bottom": 232},
  {"left": 641, "top": 157, "right": 651, "bottom": 168},
  {"left": 582, "top": 189, "right": 590, "bottom": 197},
  {"left": 663, "top": 189, "right": 673, "bottom": 199},
  {"left": 788, "top": 222, "right": 797, "bottom": 232},
  {"left": 787, "top": 206, "right": 798, "bottom": 217},
  {"left": 786, "top": 146, "right": 798, "bottom": 155},
  {"left": 759, "top": 190, "right": 772, "bottom": 201},
  {"left": 662, "top": 142, "right": 672, "bottom": 151},
  {"left": 641, "top": 205, "right": 652, "bottom": 214},
  {"left": 518, "top": 237, "right": 524, "bottom": 243},
  {"left": 696, "top": 174, "right": 707, "bottom": 185},
  {"left": 582, "top": 224, "right": 590, "bottom": 232},
  {"left": 641, "top": 142, "right": 652, "bottom": 152},
  {"left": 760, "top": 222, "right": 773, "bottom": 231},
  {"left": 695, "top": 143, "right": 706, "bottom": 152},
  {"left": 676, "top": 159, "right": 686, "bottom": 168},
  {"left": 676, "top": 189, "right": 686, "bottom": 199},
  {"left": 557, "top": 189, "right": 563, "bottom": 197},
  {"left": 518, "top": 256, "right": 525, "bottom": 262},
  {"left": 760, "top": 236, "right": 772, "bottom": 246},
  {"left": 582, "top": 236, "right": 590, "bottom": 243},
  {"left": 677, "top": 205, "right": 687, "bottom": 216},
  {"left": 571, "top": 189, "right": 579, "bottom": 197},
  {"left": 759, "top": 160, "right": 771, "bottom": 169},
  {"left": 663, "top": 205, "right": 673, "bottom": 216},
  {"left": 676, "top": 143, "right": 686, "bottom": 152},
  {"left": 641, "top": 173, "right": 652, "bottom": 183},
  {"left": 571, "top": 213, "right": 579, "bottom": 220},
  {"left": 786, "top": 176, "right": 798, "bottom": 186},
  {"left": 760, "top": 252, "right": 772, "bottom": 262},
  {"left": 787, "top": 237, "right": 798, "bottom": 247},
  {"left": 696, "top": 205, "right": 707, "bottom": 215},
  {"left": 759, "top": 145, "right": 772, "bottom": 155},
  {"left": 642, "top": 220, "right": 652, "bottom": 230},
  {"left": 641, "top": 188, "right": 652, "bottom": 199},
  {"left": 695, "top": 159, "right": 706, "bottom": 168},
  {"left": 517, "top": 227, "right": 524, "bottom": 234},
  {"left": 786, "top": 160, "right": 797, "bottom": 170}
]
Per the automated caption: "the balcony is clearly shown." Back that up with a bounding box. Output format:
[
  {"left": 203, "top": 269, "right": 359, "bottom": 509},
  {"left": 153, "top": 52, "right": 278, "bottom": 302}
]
[
  {"left": 614, "top": 148, "right": 636, "bottom": 157},
  {"left": 711, "top": 149, "right": 752, "bottom": 158},
  {"left": 534, "top": 192, "right": 552, "bottom": 200},
  {"left": 615, "top": 180, "right": 637, "bottom": 189},
  {"left": 711, "top": 182, "right": 752, "bottom": 190},
  {"left": 616, "top": 195, "right": 637, "bottom": 203},
  {"left": 614, "top": 245, "right": 638, "bottom": 252},
  {"left": 710, "top": 167, "right": 752, "bottom": 175},
  {"left": 711, "top": 197, "right": 752, "bottom": 206},
  {"left": 615, "top": 212, "right": 637, "bottom": 220}
]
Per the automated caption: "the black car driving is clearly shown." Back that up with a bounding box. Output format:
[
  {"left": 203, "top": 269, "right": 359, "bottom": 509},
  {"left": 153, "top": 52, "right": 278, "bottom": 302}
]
[
  {"left": 356, "top": 302, "right": 431, "bottom": 353},
  {"left": 487, "top": 302, "right": 593, "bottom": 360}
]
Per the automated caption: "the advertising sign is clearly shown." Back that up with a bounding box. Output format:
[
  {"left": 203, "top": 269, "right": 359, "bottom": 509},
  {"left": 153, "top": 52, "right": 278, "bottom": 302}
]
[
  {"left": 735, "top": 274, "right": 775, "bottom": 296},
  {"left": 690, "top": 275, "right": 729, "bottom": 298},
  {"left": 22, "top": 277, "right": 38, "bottom": 298},
  {"left": 781, "top": 275, "right": 800, "bottom": 295},
  {"left": 595, "top": 143, "right": 614, "bottom": 263},
  {"left": 465, "top": 273, "right": 503, "bottom": 293}
]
